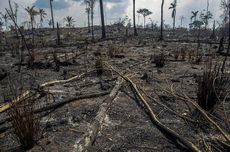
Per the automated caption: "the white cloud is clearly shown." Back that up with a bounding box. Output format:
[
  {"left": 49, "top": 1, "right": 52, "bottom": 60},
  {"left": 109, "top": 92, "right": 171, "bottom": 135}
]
[
  {"left": 126, "top": 0, "right": 222, "bottom": 28},
  {"left": 0, "top": 0, "right": 224, "bottom": 28}
]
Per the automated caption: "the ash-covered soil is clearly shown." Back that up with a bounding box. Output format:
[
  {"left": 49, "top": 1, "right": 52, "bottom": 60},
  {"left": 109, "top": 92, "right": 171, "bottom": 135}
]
[{"left": 0, "top": 28, "right": 229, "bottom": 152}]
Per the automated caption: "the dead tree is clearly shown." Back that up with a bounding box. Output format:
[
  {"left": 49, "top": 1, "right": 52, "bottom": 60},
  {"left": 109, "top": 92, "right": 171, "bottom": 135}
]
[
  {"left": 99, "top": 0, "right": 106, "bottom": 39},
  {"left": 90, "top": 0, "right": 96, "bottom": 41},
  {"left": 133, "top": 0, "right": 138, "bottom": 36},
  {"left": 160, "top": 0, "right": 164, "bottom": 41},
  {"left": 49, "top": 0, "right": 54, "bottom": 29},
  {"left": 56, "top": 22, "right": 60, "bottom": 45}
]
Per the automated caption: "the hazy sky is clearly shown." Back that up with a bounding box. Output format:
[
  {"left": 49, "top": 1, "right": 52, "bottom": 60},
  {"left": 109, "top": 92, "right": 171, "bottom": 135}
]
[{"left": 0, "top": 0, "right": 224, "bottom": 28}]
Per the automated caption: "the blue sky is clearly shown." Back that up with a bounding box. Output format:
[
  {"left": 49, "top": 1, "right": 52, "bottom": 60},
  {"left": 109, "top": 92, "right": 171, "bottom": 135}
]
[{"left": 0, "top": 0, "right": 224, "bottom": 28}]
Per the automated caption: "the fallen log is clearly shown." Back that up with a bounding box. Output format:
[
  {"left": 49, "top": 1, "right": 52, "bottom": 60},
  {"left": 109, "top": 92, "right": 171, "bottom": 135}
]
[
  {"left": 166, "top": 84, "right": 230, "bottom": 143},
  {"left": 0, "top": 70, "right": 94, "bottom": 113},
  {"left": 127, "top": 77, "right": 201, "bottom": 152},
  {"left": 0, "top": 90, "right": 30, "bottom": 113},
  {"left": 218, "top": 52, "right": 230, "bottom": 57},
  {"left": 105, "top": 63, "right": 201, "bottom": 152},
  {"left": 73, "top": 77, "right": 123, "bottom": 152},
  {"left": 39, "top": 70, "right": 94, "bottom": 87},
  {"left": 35, "top": 91, "right": 110, "bottom": 113},
  {"left": 0, "top": 91, "right": 110, "bottom": 134}
]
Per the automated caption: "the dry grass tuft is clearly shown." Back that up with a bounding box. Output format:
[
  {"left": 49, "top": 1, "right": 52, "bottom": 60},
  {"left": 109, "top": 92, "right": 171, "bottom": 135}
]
[
  {"left": 197, "top": 61, "right": 229, "bottom": 112},
  {"left": 8, "top": 94, "right": 41, "bottom": 150},
  {"left": 107, "top": 44, "right": 117, "bottom": 58},
  {"left": 53, "top": 52, "right": 60, "bottom": 71},
  {"left": 107, "top": 44, "right": 124, "bottom": 58},
  {"left": 173, "top": 50, "right": 180, "bottom": 60},
  {"left": 181, "top": 47, "right": 187, "bottom": 60},
  {"left": 95, "top": 58, "right": 103, "bottom": 76},
  {"left": 153, "top": 53, "right": 165, "bottom": 68}
]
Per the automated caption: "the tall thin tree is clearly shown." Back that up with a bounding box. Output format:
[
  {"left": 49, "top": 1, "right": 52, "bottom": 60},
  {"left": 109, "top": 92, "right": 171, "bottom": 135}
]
[
  {"left": 1, "top": 13, "right": 8, "bottom": 30},
  {"left": 64, "top": 16, "right": 75, "bottom": 28},
  {"left": 99, "top": 0, "right": 106, "bottom": 38},
  {"left": 169, "top": 0, "right": 177, "bottom": 35},
  {"left": 191, "top": 11, "right": 199, "bottom": 22},
  {"left": 160, "top": 0, "right": 164, "bottom": 41},
  {"left": 84, "top": 0, "right": 91, "bottom": 33},
  {"left": 39, "top": 9, "right": 47, "bottom": 28},
  {"left": 25, "top": 6, "right": 39, "bottom": 30},
  {"left": 25, "top": 6, "right": 39, "bottom": 46},
  {"left": 50, "top": 0, "right": 54, "bottom": 29},
  {"left": 137, "top": 8, "right": 152, "bottom": 28},
  {"left": 133, "top": 0, "right": 138, "bottom": 36},
  {"left": 180, "top": 16, "right": 185, "bottom": 27},
  {"left": 13, "top": 2, "right": 19, "bottom": 24},
  {"left": 89, "top": 0, "right": 96, "bottom": 40},
  {"left": 206, "top": 0, "right": 209, "bottom": 29}
]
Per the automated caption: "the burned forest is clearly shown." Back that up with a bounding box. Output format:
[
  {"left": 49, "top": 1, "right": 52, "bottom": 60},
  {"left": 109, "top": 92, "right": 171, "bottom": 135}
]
[{"left": 0, "top": 0, "right": 230, "bottom": 151}]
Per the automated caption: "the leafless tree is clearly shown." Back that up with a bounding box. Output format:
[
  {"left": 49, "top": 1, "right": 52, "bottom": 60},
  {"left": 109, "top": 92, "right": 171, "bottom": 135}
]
[
  {"left": 89, "top": 0, "right": 96, "bottom": 40},
  {"left": 133, "top": 0, "right": 138, "bottom": 36},
  {"left": 50, "top": 0, "right": 54, "bottom": 29},
  {"left": 84, "top": 0, "right": 91, "bottom": 33},
  {"left": 160, "top": 0, "right": 164, "bottom": 41},
  {"left": 99, "top": 0, "right": 106, "bottom": 39}
]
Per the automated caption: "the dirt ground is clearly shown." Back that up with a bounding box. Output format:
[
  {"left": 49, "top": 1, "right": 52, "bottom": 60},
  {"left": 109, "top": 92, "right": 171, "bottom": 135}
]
[{"left": 0, "top": 28, "right": 229, "bottom": 151}]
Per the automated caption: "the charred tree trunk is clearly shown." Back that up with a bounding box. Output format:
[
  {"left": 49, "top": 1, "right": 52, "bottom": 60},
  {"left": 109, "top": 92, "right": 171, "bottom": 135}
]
[
  {"left": 133, "top": 0, "right": 138, "bottom": 36},
  {"left": 99, "top": 0, "right": 106, "bottom": 39},
  {"left": 160, "top": 0, "right": 164, "bottom": 41},
  {"left": 218, "top": 37, "right": 224, "bottom": 53},
  {"left": 31, "top": 16, "right": 35, "bottom": 46},
  {"left": 91, "top": 9, "right": 94, "bottom": 41},
  {"left": 205, "top": 0, "right": 209, "bottom": 30},
  {"left": 144, "top": 16, "right": 146, "bottom": 29},
  {"left": 173, "top": 15, "right": 176, "bottom": 35},
  {"left": 50, "top": 0, "right": 55, "bottom": 29},
  {"left": 210, "top": 20, "right": 216, "bottom": 39},
  {"left": 56, "top": 22, "right": 60, "bottom": 46},
  {"left": 86, "top": 3, "right": 90, "bottom": 34},
  {"left": 87, "top": 12, "right": 91, "bottom": 33},
  {"left": 198, "top": 26, "right": 201, "bottom": 48}
]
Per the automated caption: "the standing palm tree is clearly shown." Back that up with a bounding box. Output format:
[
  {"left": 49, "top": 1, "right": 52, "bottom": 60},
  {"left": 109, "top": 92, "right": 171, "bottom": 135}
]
[
  {"left": 137, "top": 8, "right": 152, "bottom": 28},
  {"left": 191, "top": 11, "right": 199, "bottom": 22},
  {"left": 64, "top": 16, "right": 75, "bottom": 28},
  {"left": 84, "top": 0, "right": 91, "bottom": 33},
  {"left": 133, "top": 0, "right": 138, "bottom": 36},
  {"left": 50, "top": 0, "right": 54, "bottom": 29},
  {"left": 25, "top": 6, "right": 39, "bottom": 30},
  {"left": 200, "top": 10, "right": 213, "bottom": 30},
  {"left": 180, "top": 16, "right": 185, "bottom": 27},
  {"left": 1, "top": 13, "right": 8, "bottom": 30},
  {"left": 39, "top": 9, "right": 47, "bottom": 28},
  {"left": 160, "top": 0, "right": 165, "bottom": 41},
  {"left": 99, "top": 0, "right": 106, "bottom": 39},
  {"left": 169, "top": 0, "right": 177, "bottom": 35}
]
